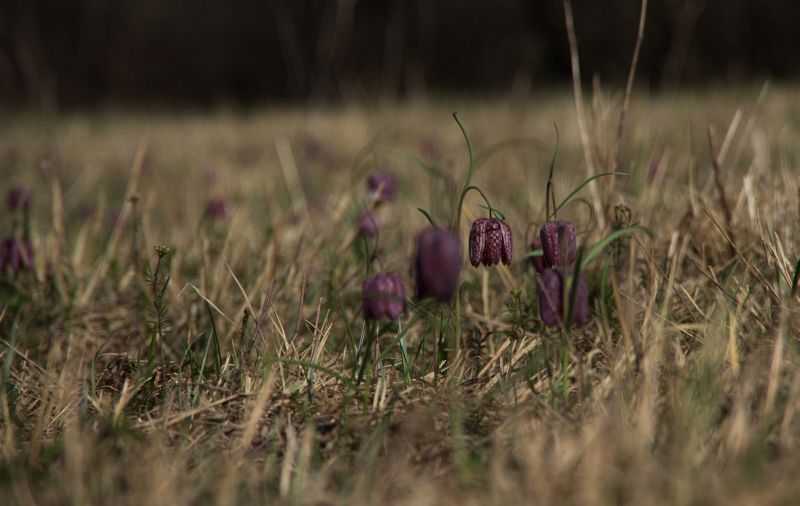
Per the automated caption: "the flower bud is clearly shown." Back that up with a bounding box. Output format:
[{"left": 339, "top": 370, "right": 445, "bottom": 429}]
[
  {"left": 357, "top": 212, "right": 379, "bottom": 238},
  {"left": 540, "top": 220, "right": 576, "bottom": 269},
  {"left": 367, "top": 171, "right": 398, "bottom": 203},
  {"left": 469, "top": 217, "right": 512, "bottom": 267},
  {"left": 362, "top": 273, "right": 407, "bottom": 321},
  {"left": 414, "top": 228, "right": 461, "bottom": 303}
]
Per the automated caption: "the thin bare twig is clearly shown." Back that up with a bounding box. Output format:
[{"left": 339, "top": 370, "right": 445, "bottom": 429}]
[
  {"left": 707, "top": 128, "right": 736, "bottom": 252},
  {"left": 562, "top": 0, "right": 606, "bottom": 230},
  {"left": 614, "top": 0, "right": 649, "bottom": 171}
]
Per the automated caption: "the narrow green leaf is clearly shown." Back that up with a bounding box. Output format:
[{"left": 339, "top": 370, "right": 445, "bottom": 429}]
[
  {"left": 581, "top": 225, "right": 652, "bottom": 268},
  {"left": 551, "top": 172, "right": 629, "bottom": 219}
]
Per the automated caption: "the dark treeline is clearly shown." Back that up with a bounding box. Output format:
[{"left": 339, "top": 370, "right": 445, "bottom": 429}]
[{"left": 0, "top": 0, "right": 797, "bottom": 107}]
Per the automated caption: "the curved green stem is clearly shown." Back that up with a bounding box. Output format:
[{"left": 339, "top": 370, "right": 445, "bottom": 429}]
[{"left": 453, "top": 185, "right": 500, "bottom": 235}]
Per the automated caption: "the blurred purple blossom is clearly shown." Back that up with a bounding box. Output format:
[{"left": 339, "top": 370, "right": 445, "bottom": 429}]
[
  {"left": 357, "top": 212, "right": 379, "bottom": 237},
  {"left": 205, "top": 198, "right": 230, "bottom": 221},
  {"left": 414, "top": 228, "right": 461, "bottom": 303},
  {"left": 0, "top": 236, "right": 33, "bottom": 275},
  {"left": 367, "top": 171, "right": 398, "bottom": 203},
  {"left": 362, "top": 273, "right": 407, "bottom": 321},
  {"left": 538, "top": 268, "right": 589, "bottom": 327}
]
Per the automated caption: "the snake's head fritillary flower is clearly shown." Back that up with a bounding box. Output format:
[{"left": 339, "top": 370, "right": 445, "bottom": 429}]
[
  {"left": 357, "top": 212, "right": 379, "bottom": 238},
  {"left": 469, "top": 217, "right": 512, "bottom": 267},
  {"left": 205, "top": 198, "right": 229, "bottom": 221},
  {"left": 540, "top": 220, "right": 576, "bottom": 269},
  {"left": 367, "top": 171, "right": 398, "bottom": 203},
  {"left": 528, "top": 237, "right": 546, "bottom": 274},
  {"left": 362, "top": 273, "right": 407, "bottom": 321},
  {"left": 0, "top": 236, "right": 33, "bottom": 275},
  {"left": 414, "top": 228, "right": 461, "bottom": 303},
  {"left": 537, "top": 268, "right": 589, "bottom": 327},
  {"left": 7, "top": 187, "right": 31, "bottom": 214}
]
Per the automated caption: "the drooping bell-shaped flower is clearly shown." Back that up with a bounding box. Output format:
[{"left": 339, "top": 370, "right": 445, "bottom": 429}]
[
  {"left": 7, "top": 187, "right": 32, "bottom": 214},
  {"left": 367, "top": 171, "right": 398, "bottom": 203},
  {"left": 362, "top": 273, "right": 407, "bottom": 321},
  {"left": 469, "top": 217, "right": 512, "bottom": 267},
  {"left": 357, "top": 212, "right": 379, "bottom": 238},
  {"left": 528, "top": 237, "right": 546, "bottom": 274},
  {"left": 537, "top": 268, "right": 589, "bottom": 327},
  {"left": 414, "top": 228, "right": 461, "bottom": 303},
  {"left": 0, "top": 236, "right": 33, "bottom": 275},
  {"left": 205, "top": 198, "right": 230, "bottom": 221},
  {"left": 540, "top": 220, "right": 576, "bottom": 269}
]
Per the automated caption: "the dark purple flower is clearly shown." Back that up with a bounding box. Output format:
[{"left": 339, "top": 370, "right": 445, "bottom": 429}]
[
  {"left": 362, "top": 273, "right": 407, "bottom": 321},
  {"left": 367, "top": 171, "right": 398, "bottom": 203},
  {"left": 540, "top": 220, "right": 576, "bottom": 269},
  {"left": 7, "top": 187, "right": 31, "bottom": 214},
  {"left": 537, "top": 268, "right": 589, "bottom": 327},
  {"left": 528, "top": 238, "right": 546, "bottom": 274},
  {"left": 357, "top": 212, "right": 379, "bottom": 237},
  {"left": 0, "top": 237, "right": 33, "bottom": 275},
  {"left": 205, "top": 198, "right": 229, "bottom": 221},
  {"left": 414, "top": 228, "right": 461, "bottom": 303},
  {"left": 469, "top": 218, "right": 512, "bottom": 267}
]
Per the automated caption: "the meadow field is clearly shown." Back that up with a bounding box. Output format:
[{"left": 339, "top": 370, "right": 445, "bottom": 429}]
[{"left": 1, "top": 86, "right": 800, "bottom": 504}]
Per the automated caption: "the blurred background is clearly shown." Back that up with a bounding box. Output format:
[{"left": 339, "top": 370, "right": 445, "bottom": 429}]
[{"left": 0, "top": 0, "right": 798, "bottom": 109}]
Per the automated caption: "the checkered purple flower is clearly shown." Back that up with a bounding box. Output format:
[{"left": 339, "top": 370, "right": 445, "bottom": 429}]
[
  {"left": 540, "top": 220, "right": 576, "bottom": 269},
  {"left": 469, "top": 218, "right": 512, "bottom": 267}
]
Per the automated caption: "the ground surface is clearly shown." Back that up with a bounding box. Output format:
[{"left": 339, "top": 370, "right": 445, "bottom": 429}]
[{"left": 1, "top": 86, "right": 800, "bottom": 505}]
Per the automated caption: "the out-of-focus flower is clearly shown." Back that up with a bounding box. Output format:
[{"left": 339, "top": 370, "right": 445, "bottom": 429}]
[
  {"left": 469, "top": 217, "right": 512, "bottom": 267},
  {"left": 0, "top": 236, "right": 33, "bottom": 275},
  {"left": 7, "top": 187, "right": 31, "bottom": 214},
  {"left": 414, "top": 228, "right": 461, "bottom": 303},
  {"left": 357, "top": 212, "right": 379, "bottom": 238},
  {"left": 205, "top": 198, "right": 230, "bottom": 221},
  {"left": 537, "top": 268, "right": 589, "bottom": 327},
  {"left": 528, "top": 237, "right": 546, "bottom": 274},
  {"left": 367, "top": 171, "right": 398, "bottom": 203},
  {"left": 362, "top": 273, "right": 407, "bottom": 321},
  {"left": 540, "top": 220, "right": 576, "bottom": 269}
]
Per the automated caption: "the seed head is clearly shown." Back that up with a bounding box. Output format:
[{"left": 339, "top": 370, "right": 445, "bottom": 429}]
[
  {"left": 540, "top": 220, "right": 576, "bottom": 269},
  {"left": 357, "top": 212, "right": 379, "bottom": 237},
  {"left": 367, "top": 171, "right": 398, "bottom": 203},
  {"left": 362, "top": 273, "right": 407, "bottom": 321},
  {"left": 414, "top": 228, "right": 461, "bottom": 303},
  {"left": 469, "top": 218, "right": 512, "bottom": 267},
  {"left": 537, "top": 268, "right": 589, "bottom": 327}
]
